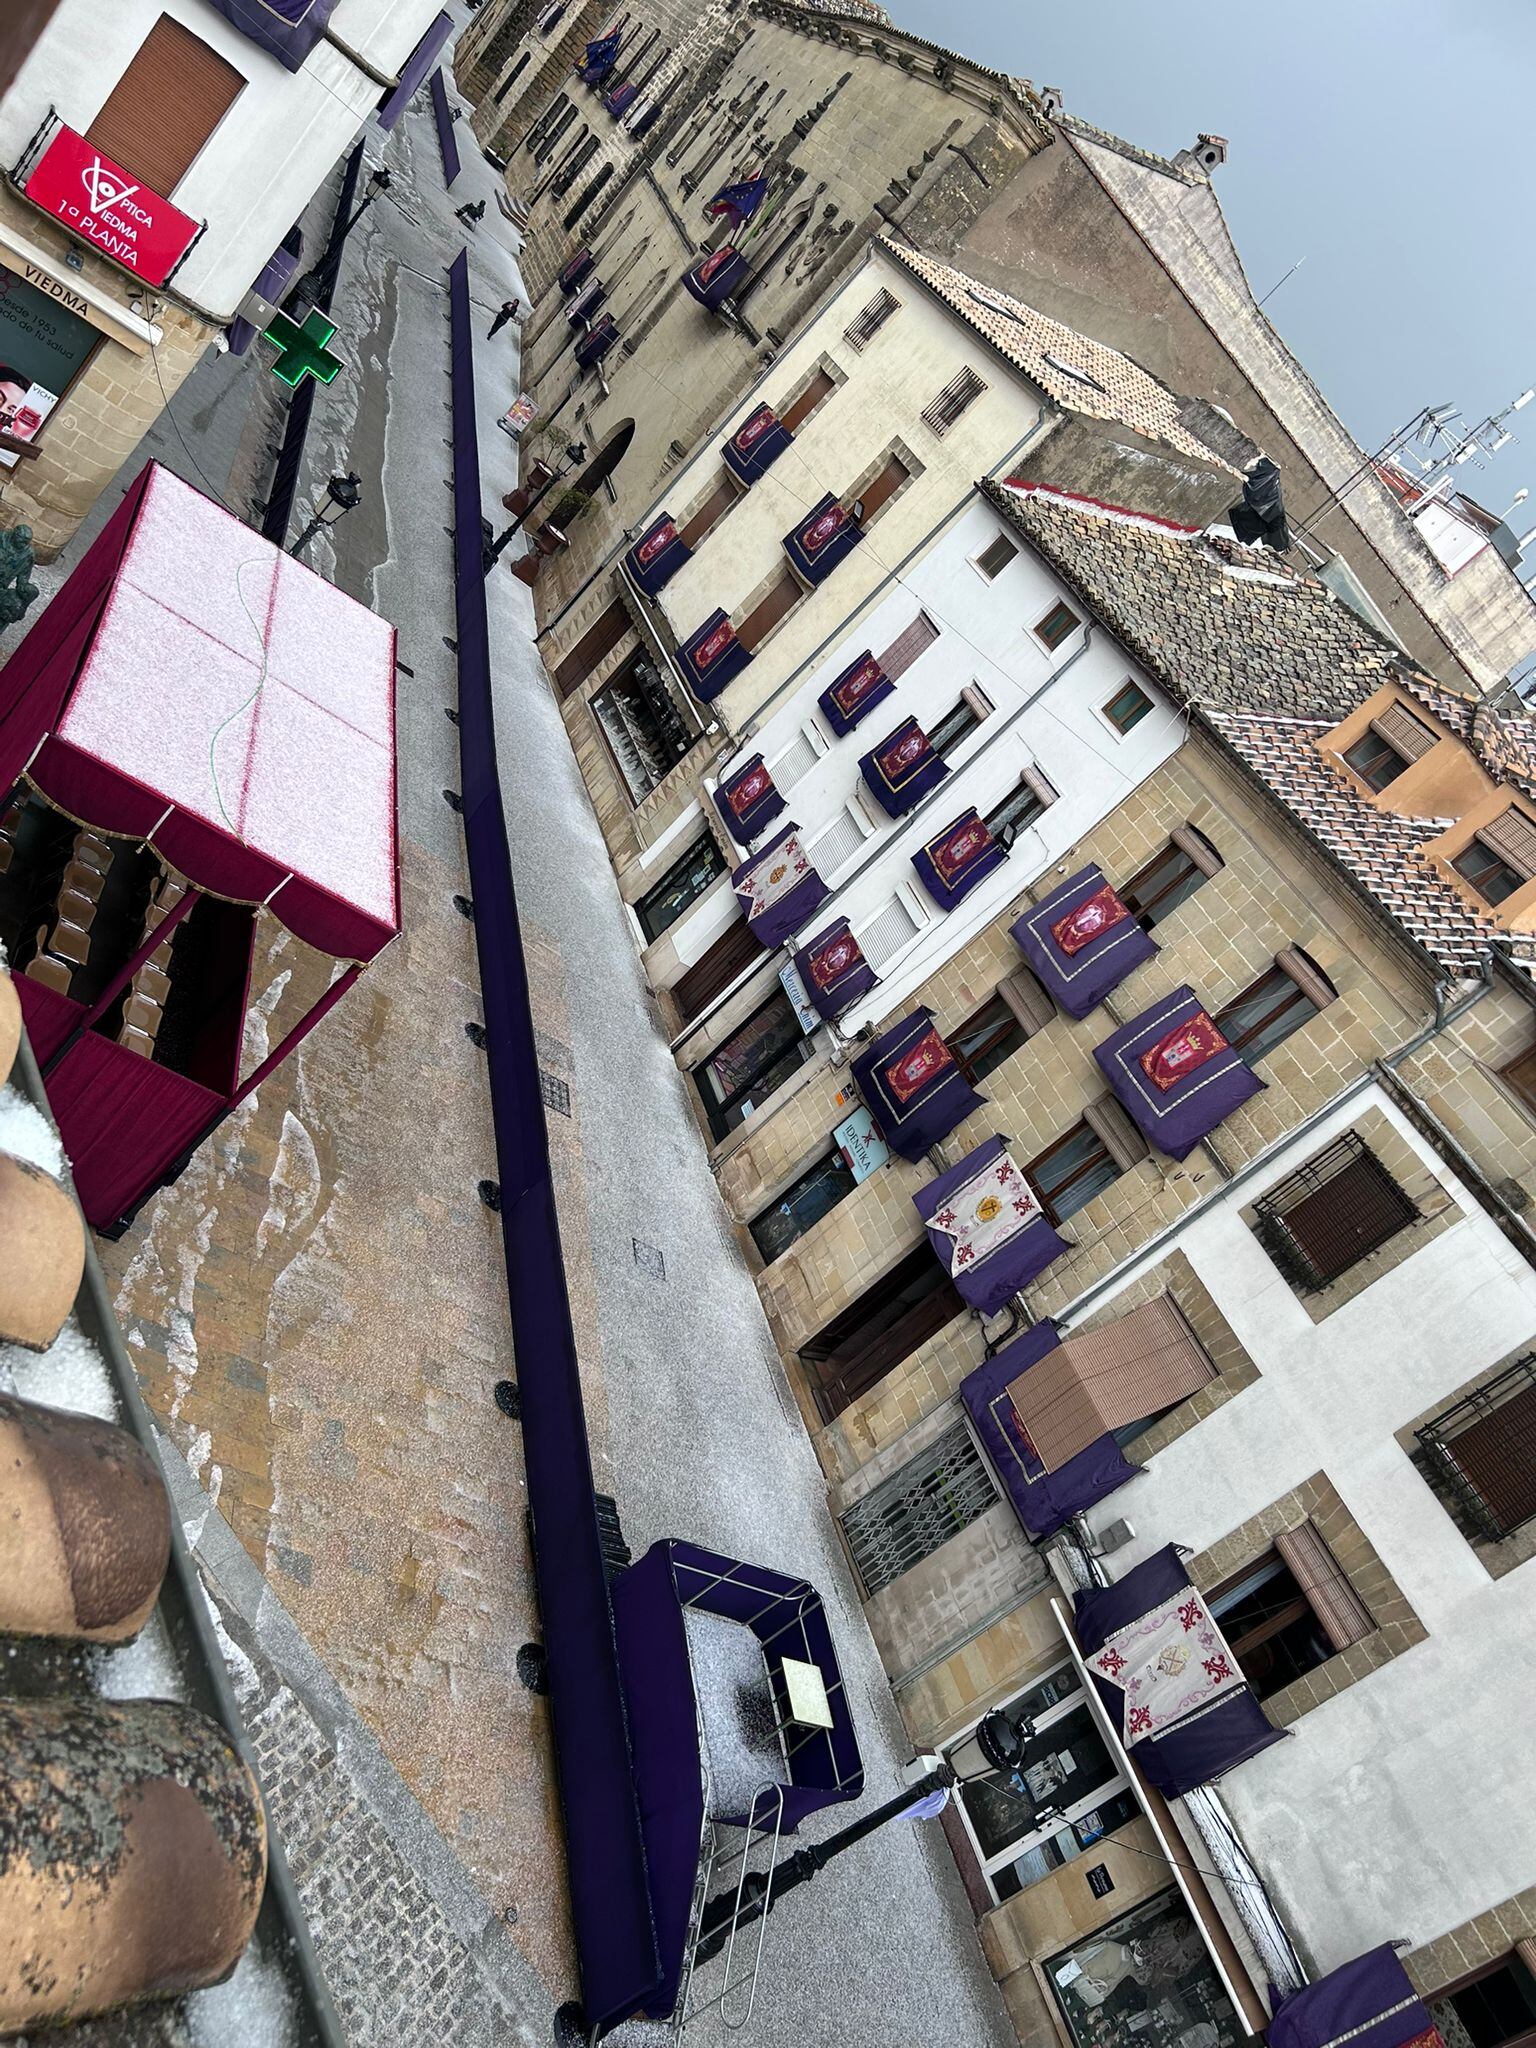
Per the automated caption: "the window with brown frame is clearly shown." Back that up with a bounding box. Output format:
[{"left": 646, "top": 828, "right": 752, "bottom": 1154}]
[
  {"left": 950, "top": 995, "right": 1027, "bottom": 1085},
  {"left": 1428, "top": 1951, "right": 1536, "bottom": 2048},
  {"left": 844, "top": 287, "right": 899, "bottom": 351},
  {"left": 1452, "top": 810, "right": 1536, "bottom": 907},
  {"left": 974, "top": 533, "right": 1018, "bottom": 580},
  {"left": 1502, "top": 1042, "right": 1536, "bottom": 1116},
  {"left": 853, "top": 453, "right": 912, "bottom": 525},
  {"left": 1121, "top": 828, "right": 1223, "bottom": 929},
  {"left": 737, "top": 569, "right": 802, "bottom": 650},
  {"left": 799, "top": 1242, "right": 963, "bottom": 1422},
  {"left": 1033, "top": 601, "right": 1079, "bottom": 652},
  {"left": 1026, "top": 1118, "right": 1126, "bottom": 1224},
  {"left": 1215, "top": 948, "right": 1336, "bottom": 1061},
  {"left": 670, "top": 916, "right": 762, "bottom": 1027},
  {"left": 1342, "top": 701, "right": 1438, "bottom": 792},
  {"left": 780, "top": 366, "right": 836, "bottom": 432},
  {"left": 677, "top": 473, "right": 740, "bottom": 549},
  {"left": 1251, "top": 1130, "right": 1418, "bottom": 1292},
  {"left": 921, "top": 367, "right": 987, "bottom": 436},
  {"left": 1103, "top": 679, "right": 1153, "bottom": 734},
  {"left": 1417, "top": 1354, "right": 1536, "bottom": 1543},
  {"left": 1205, "top": 1551, "right": 1335, "bottom": 1700},
  {"left": 87, "top": 15, "right": 245, "bottom": 195},
  {"left": 552, "top": 598, "right": 630, "bottom": 699}
]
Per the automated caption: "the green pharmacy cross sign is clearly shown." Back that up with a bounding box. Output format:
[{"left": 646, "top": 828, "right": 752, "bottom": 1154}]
[{"left": 262, "top": 309, "right": 344, "bottom": 388}]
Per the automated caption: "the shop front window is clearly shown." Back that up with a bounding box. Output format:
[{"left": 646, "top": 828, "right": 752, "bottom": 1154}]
[
  {"left": 1044, "top": 1889, "right": 1246, "bottom": 2048},
  {"left": 691, "top": 990, "right": 814, "bottom": 1139},
  {"left": 749, "top": 1150, "right": 856, "bottom": 1263},
  {"left": 634, "top": 833, "right": 725, "bottom": 943},
  {"left": 0, "top": 264, "right": 100, "bottom": 463}
]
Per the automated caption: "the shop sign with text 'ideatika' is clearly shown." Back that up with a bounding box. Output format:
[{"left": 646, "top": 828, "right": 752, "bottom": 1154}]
[{"left": 24, "top": 125, "right": 198, "bottom": 287}]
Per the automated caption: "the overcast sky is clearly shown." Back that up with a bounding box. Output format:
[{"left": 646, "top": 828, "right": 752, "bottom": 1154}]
[{"left": 890, "top": 0, "right": 1536, "bottom": 530}]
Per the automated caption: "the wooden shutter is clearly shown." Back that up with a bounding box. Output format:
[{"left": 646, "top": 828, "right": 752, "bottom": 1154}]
[
  {"left": 1369, "top": 701, "right": 1438, "bottom": 763},
  {"left": 880, "top": 610, "right": 938, "bottom": 679},
  {"left": 802, "top": 1258, "right": 963, "bottom": 1421},
  {"left": 1009, "top": 1297, "right": 1214, "bottom": 1472},
  {"left": 781, "top": 367, "right": 835, "bottom": 432},
  {"left": 1083, "top": 1094, "right": 1149, "bottom": 1174},
  {"left": 552, "top": 599, "right": 630, "bottom": 699},
  {"left": 677, "top": 473, "right": 739, "bottom": 548},
  {"left": 1266, "top": 1140, "right": 1417, "bottom": 1286},
  {"left": 88, "top": 16, "right": 245, "bottom": 195},
  {"left": 856, "top": 453, "right": 911, "bottom": 523},
  {"left": 1478, "top": 806, "right": 1536, "bottom": 880},
  {"left": 1273, "top": 1522, "right": 1374, "bottom": 1652},
  {"left": 737, "top": 569, "right": 802, "bottom": 651},
  {"left": 998, "top": 966, "right": 1054, "bottom": 1036},
  {"left": 671, "top": 916, "right": 761, "bottom": 1026}
]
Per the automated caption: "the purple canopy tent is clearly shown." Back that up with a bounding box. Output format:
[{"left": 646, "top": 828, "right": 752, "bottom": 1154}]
[
  {"left": 818, "top": 649, "right": 894, "bottom": 737},
  {"left": 914, "top": 1135, "right": 1068, "bottom": 1314},
  {"left": 961, "top": 1325, "right": 1141, "bottom": 1539},
  {"left": 912, "top": 808, "right": 1006, "bottom": 910},
  {"left": 850, "top": 1007, "right": 984, "bottom": 1162},
  {"left": 791, "top": 918, "right": 877, "bottom": 1021},
  {"left": 1011, "top": 863, "right": 1157, "bottom": 1019},
  {"left": 1073, "top": 1545, "right": 1285, "bottom": 1798},
  {"left": 731, "top": 823, "right": 829, "bottom": 949},
  {"left": 783, "top": 494, "right": 863, "bottom": 586},
  {"left": 1270, "top": 1949, "right": 1443, "bottom": 2048},
  {"left": 678, "top": 609, "right": 754, "bottom": 700},
  {"left": 712, "top": 754, "right": 785, "bottom": 846},
  {"left": 859, "top": 716, "right": 949, "bottom": 818},
  {"left": 611, "top": 1540, "right": 864, "bottom": 2025},
  {"left": 722, "top": 403, "right": 793, "bottom": 486},
  {"left": 1093, "top": 985, "right": 1263, "bottom": 1159},
  {"left": 683, "top": 245, "right": 751, "bottom": 311},
  {"left": 0, "top": 462, "right": 399, "bottom": 1228}
]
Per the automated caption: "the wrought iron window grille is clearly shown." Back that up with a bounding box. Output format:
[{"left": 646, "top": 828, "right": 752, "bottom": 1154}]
[
  {"left": 1416, "top": 1353, "right": 1536, "bottom": 1541},
  {"left": 1252, "top": 1131, "right": 1418, "bottom": 1292},
  {"left": 841, "top": 1420, "right": 996, "bottom": 1598}
]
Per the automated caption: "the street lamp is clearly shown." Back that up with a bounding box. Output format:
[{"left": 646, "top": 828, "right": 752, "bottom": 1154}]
[
  {"left": 290, "top": 470, "right": 362, "bottom": 557},
  {"left": 484, "top": 439, "right": 587, "bottom": 574},
  {"left": 288, "top": 166, "right": 393, "bottom": 315}
]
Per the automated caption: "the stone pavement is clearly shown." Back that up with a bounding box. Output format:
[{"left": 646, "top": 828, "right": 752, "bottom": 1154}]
[{"left": 4, "top": 24, "right": 1016, "bottom": 2045}]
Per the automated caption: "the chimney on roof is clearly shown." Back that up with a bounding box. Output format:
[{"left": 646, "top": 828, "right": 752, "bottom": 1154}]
[
  {"left": 1229, "top": 456, "right": 1291, "bottom": 553},
  {"left": 1174, "top": 133, "right": 1228, "bottom": 175},
  {"left": 1038, "top": 85, "right": 1064, "bottom": 119}
]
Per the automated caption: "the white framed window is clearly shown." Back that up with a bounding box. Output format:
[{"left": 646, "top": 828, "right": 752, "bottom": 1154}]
[
  {"left": 855, "top": 884, "right": 928, "bottom": 972},
  {"left": 809, "top": 796, "right": 876, "bottom": 880},
  {"left": 947, "top": 1662, "right": 1139, "bottom": 1903},
  {"left": 769, "top": 721, "right": 827, "bottom": 793}
]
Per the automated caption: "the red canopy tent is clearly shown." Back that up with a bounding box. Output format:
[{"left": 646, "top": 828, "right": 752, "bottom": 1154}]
[{"left": 0, "top": 460, "right": 400, "bottom": 1229}]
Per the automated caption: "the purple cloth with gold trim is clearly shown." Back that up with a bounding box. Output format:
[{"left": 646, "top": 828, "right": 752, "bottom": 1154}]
[
  {"left": 625, "top": 511, "right": 691, "bottom": 596},
  {"left": 818, "top": 650, "right": 893, "bottom": 737},
  {"left": 1270, "top": 1950, "right": 1442, "bottom": 2048},
  {"left": 1011, "top": 863, "right": 1156, "bottom": 1019},
  {"left": 604, "top": 80, "right": 637, "bottom": 116},
  {"left": 712, "top": 755, "right": 784, "bottom": 846},
  {"left": 200, "top": 0, "right": 336, "bottom": 70},
  {"left": 678, "top": 609, "right": 753, "bottom": 701},
  {"left": 557, "top": 248, "right": 595, "bottom": 296},
  {"left": 791, "top": 918, "right": 877, "bottom": 1021},
  {"left": 1094, "top": 984, "right": 1263, "bottom": 1160},
  {"left": 912, "top": 809, "right": 1006, "bottom": 910},
  {"left": 859, "top": 716, "right": 949, "bottom": 819},
  {"left": 1074, "top": 1545, "right": 1285, "bottom": 1797},
  {"left": 683, "top": 245, "right": 750, "bottom": 310},
  {"left": 784, "top": 494, "right": 863, "bottom": 586},
  {"left": 960, "top": 1324, "right": 1139, "bottom": 1539},
  {"left": 731, "top": 822, "right": 828, "bottom": 949},
  {"left": 566, "top": 281, "right": 608, "bottom": 326},
  {"left": 574, "top": 315, "right": 619, "bottom": 368},
  {"left": 722, "top": 403, "right": 793, "bottom": 485},
  {"left": 915, "top": 1136, "right": 1068, "bottom": 1313},
  {"left": 850, "top": 1007, "right": 984, "bottom": 1162}
]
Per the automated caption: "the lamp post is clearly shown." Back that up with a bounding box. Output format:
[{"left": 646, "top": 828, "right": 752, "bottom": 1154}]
[
  {"left": 290, "top": 471, "right": 362, "bottom": 557},
  {"left": 484, "top": 439, "right": 586, "bottom": 575},
  {"left": 289, "top": 165, "right": 393, "bottom": 315}
]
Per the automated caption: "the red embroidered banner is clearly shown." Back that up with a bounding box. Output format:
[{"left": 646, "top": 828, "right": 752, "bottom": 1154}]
[
  {"left": 797, "top": 500, "right": 849, "bottom": 558},
  {"left": 693, "top": 618, "right": 735, "bottom": 670},
  {"left": 830, "top": 655, "right": 885, "bottom": 720},
  {"left": 877, "top": 725, "right": 929, "bottom": 779},
  {"left": 733, "top": 405, "right": 778, "bottom": 456},
  {"left": 1138, "top": 1007, "right": 1229, "bottom": 1092},
  {"left": 637, "top": 518, "right": 678, "bottom": 567},
  {"left": 809, "top": 926, "right": 863, "bottom": 991},
  {"left": 24, "top": 125, "right": 198, "bottom": 286},
  {"left": 725, "top": 759, "right": 773, "bottom": 818},
  {"left": 696, "top": 244, "right": 737, "bottom": 289},
  {"left": 930, "top": 814, "right": 993, "bottom": 885},
  {"left": 1051, "top": 881, "right": 1130, "bottom": 957},
  {"left": 884, "top": 1025, "right": 953, "bottom": 1103}
]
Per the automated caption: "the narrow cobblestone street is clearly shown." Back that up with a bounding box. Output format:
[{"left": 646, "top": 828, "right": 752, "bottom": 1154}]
[{"left": 6, "top": 22, "right": 1017, "bottom": 2044}]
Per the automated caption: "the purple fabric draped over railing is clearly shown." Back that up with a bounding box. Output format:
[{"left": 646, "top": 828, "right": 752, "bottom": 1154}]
[
  {"left": 712, "top": 754, "right": 784, "bottom": 845},
  {"left": 567, "top": 281, "right": 608, "bottom": 326},
  {"left": 575, "top": 314, "right": 619, "bottom": 368},
  {"left": 226, "top": 230, "right": 302, "bottom": 356},
  {"left": 859, "top": 716, "right": 948, "bottom": 818},
  {"left": 1073, "top": 1545, "right": 1286, "bottom": 1798},
  {"left": 731, "top": 821, "right": 828, "bottom": 948},
  {"left": 1011, "top": 863, "right": 1157, "bottom": 1020},
  {"left": 604, "top": 80, "right": 638, "bottom": 116},
  {"left": 624, "top": 510, "right": 690, "bottom": 595},
  {"left": 851, "top": 1007, "right": 984, "bottom": 1162},
  {"left": 818, "top": 649, "right": 893, "bottom": 737},
  {"left": 199, "top": 0, "right": 337, "bottom": 70},
  {"left": 721, "top": 403, "right": 793, "bottom": 485},
  {"left": 1094, "top": 984, "right": 1263, "bottom": 1159},
  {"left": 960, "top": 1324, "right": 1140, "bottom": 1539},
  {"left": 447, "top": 252, "right": 659, "bottom": 2033},
  {"left": 783, "top": 493, "right": 863, "bottom": 585},
  {"left": 913, "top": 1135, "right": 1068, "bottom": 1313},
  {"left": 1269, "top": 1950, "right": 1441, "bottom": 2048},
  {"left": 678, "top": 608, "right": 752, "bottom": 700},
  {"left": 430, "top": 68, "right": 461, "bottom": 187},
  {"left": 682, "top": 245, "right": 750, "bottom": 310},
  {"left": 791, "top": 917, "right": 877, "bottom": 1020},
  {"left": 557, "top": 248, "right": 595, "bottom": 296},
  {"left": 377, "top": 8, "right": 454, "bottom": 130},
  {"left": 912, "top": 808, "right": 1006, "bottom": 910}
]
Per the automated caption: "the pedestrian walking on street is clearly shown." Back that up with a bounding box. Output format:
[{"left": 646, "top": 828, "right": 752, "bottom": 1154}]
[
  {"left": 489, "top": 299, "right": 521, "bottom": 339},
  {"left": 455, "top": 199, "right": 486, "bottom": 228}
]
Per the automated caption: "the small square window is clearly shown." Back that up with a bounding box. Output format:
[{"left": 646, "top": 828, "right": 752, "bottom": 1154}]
[
  {"left": 974, "top": 534, "right": 1018, "bottom": 580},
  {"left": 985, "top": 771, "right": 1054, "bottom": 842},
  {"left": 1026, "top": 1118, "right": 1125, "bottom": 1224},
  {"left": 1122, "top": 832, "right": 1221, "bottom": 929},
  {"left": 1342, "top": 729, "right": 1410, "bottom": 793},
  {"left": 1452, "top": 836, "right": 1527, "bottom": 907},
  {"left": 1103, "top": 681, "right": 1153, "bottom": 735},
  {"left": 1034, "top": 601, "right": 1079, "bottom": 652},
  {"left": 950, "top": 994, "right": 1027, "bottom": 1085},
  {"left": 750, "top": 1151, "right": 857, "bottom": 1263},
  {"left": 1417, "top": 1355, "right": 1536, "bottom": 1542}
]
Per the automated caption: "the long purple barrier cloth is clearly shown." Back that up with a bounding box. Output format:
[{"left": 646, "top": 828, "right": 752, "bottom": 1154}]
[
  {"left": 448, "top": 252, "right": 660, "bottom": 2033},
  {"left": 430, "top": 69, "right": 461, "bottom": 187}
]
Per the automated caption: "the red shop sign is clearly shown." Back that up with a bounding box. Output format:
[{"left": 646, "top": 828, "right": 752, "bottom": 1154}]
[{"left": 24, "top": 125, "right": 198, "bottom": 287}]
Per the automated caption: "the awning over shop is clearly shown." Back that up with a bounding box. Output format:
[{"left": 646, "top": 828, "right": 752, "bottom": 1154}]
[
  {"left": 1007, "top": 1297, "right": 1215, "bottom": 1472},
  {"left": 1269, "top": 1948, "right": 1441, "bottom": 2048},
  {"left": 818, "top": 649, "right": 893, "bottom": 737},
  {"left": 712, "top": 753, "right": 784, "bottom": 846},
  {"left": 784, "top": 493, "right": 863, "bottom": 586},
  {"left": 913, "top": 1135, "right": 1067, "bottom": 1313},
  {"left": 1094, "top": 986, "right": 1263, "bottom": 1160},
  {"left": 960, "top": 1323, "right": 1140, "bottom": 1539},
  {"left": 791, "top": 917, "right": 876, "bottom": 1020},
  {"left": 912, "top": 808, "right": 1005, "bottom": 909},
  {"left": 1011, "top": 864, "right": 1156, "bottom": 1019},
  {"left": 683, "top": 246, "right": 750, "bottom": 311},
  {"left": 851, "top": 1007, "right": 983, "bottom": 1161},
  {"left": 1074, "top": 1546, "right": 1285, "bottom": 1798},
  {"left": 859, "top": 716, "right": 948, "bottom": 818},
  {"left": 722, "top": 403, "right": 793, "bottom": 486},
  {"left": 678, "top": 608, "right": 753, "bottom": 700},
  {"left": 624, "top": 510, "right": 690, "bottom": 595},
  {"left": 730, "top": 822, "right": 828, "bottom": 949}
]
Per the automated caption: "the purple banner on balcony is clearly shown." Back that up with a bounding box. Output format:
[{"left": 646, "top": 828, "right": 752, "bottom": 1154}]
[
  {"left": 722, "top": 403, "right": 793, "bottom": 486},
  {"left": 200, "top": 0, "right": 337, "bottom": 71},
  {"left": 678, "top": 608, "right": 752, "bottom": 701},
  {"left": 1073, "top": 1545, "right": 1285, "bottom": 1798},
  {"left": 574, "top": 314, "right": 619, "bottom": 368},
  {"left": 1094, "top": 984, "right": 1263, "bottom": 1160},
  {"left": 712, "top": 754, "right": 784, "bottom": 846},
  {"left": 818, "top": 651, "right": 893, "bottom": 737},
  {"left": 859, "top": 716, "right": 948, "bottom": 819},
  {"left": 1012, "top": 864, "right": 1156, "bottom": 1020},
  {"left": 791, "top": 919, "right": 876, "bottom": 1021},
  {"left": 558, "top": 248, "right": 595, "bottom": 297},
  {"left": 604, "top": 80, "right": 638, "bottom": 116},
  {"left": 682, "top": 244, "right": 750, "bottom": 311},
  {"left": 731, "top": 824, "right": 828, "bottom": 950},
  {"left": 961, "top": 1325, "right": 1139, "bottom": 1539},
  {"left": 784, "top": 494, "right": 863, "bottom": 586},
  {"left": 914, "top": 1136, "right": 1068, "bottom": 1315},
  {"left": 1270, "top": 1950, "right": 1440, "bottom": 2048},
  {"left": 624, "top": 511, "right": 690, "bottom": 595},
  {"left": 851, "top": 1007, "right": 983, "bottom": 1163},
  {"left": 566, "top": 281, "right": 608, "bottom": 326},
  {"left": 377, "top": 8, "right": 453, "bottom": 130},
  {"left": 227, "top": 229, "right": 302, "bottom": 355},
  {"left": 912, "top": 809, "right": 1005, "bottom": 911}
]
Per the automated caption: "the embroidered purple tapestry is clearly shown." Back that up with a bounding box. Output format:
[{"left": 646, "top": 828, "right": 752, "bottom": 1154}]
[
  {"left": 558, "top": 248, "right": 595, "bottom": 296},
  {"left": 722, "top": 403, "right": 793, "bottom": 486},
  {"left": 912, "top": 809, "right": 1006, "bottom": 910},
  {"left": 791, "top": 918, "right": 877, "bottom": 1021},
  {"left": 1011, "top": 863, "right": 1157, "bottom": 1019},
  {"left": 914, "top": 1136, "right": 1068, "bottom": 1314},
  {"left": 960, "top": 1325, "right": 1139, "bottom": 1539},
  {"left": 625, "top": 511, "right": 691, "bottom": 596},
  {"left": 1073, "top": 1545, "right": 1285, "bottom": 1797},
  {"left": 1270, "top": 1950, "right": 1442, "bottom": 2048},
  {"left": 731, "top": 823, "right": 829, "bottom": 948},
  {"left": 678, "top": 609, "right": 753, "bottom": 700},
  {"left": 604, "top": 80, "right": 637, "bottom": 116},
  {"left": 682, "top": 246, "right": 750, "bottom": 311},
  {"left": 851, "top": 1008, "right": 984, "bottom": 1162},
  {"left": 859, "top": 716, "right": 949, "bottom": 819},
  {"left": 200, "top": 0, "right": 336, "bottom": 72},
  {"left": 1094, "top": 984, "right": 1263, "bottom": 1159},
  {"left": 784, "top": 493, "right": 864, "bottom": 586},
  {"left": 574, "top": 315, "right": 619, "bottom": 369},
  {"left": 566, "top": 281, "right": 608, "bottom": 326},
  {"left": 712, "top": 754, "right": 785, "bottom": 845},
  {"left": 817, "top": 650, "right": 894, "bottom": 737}
]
